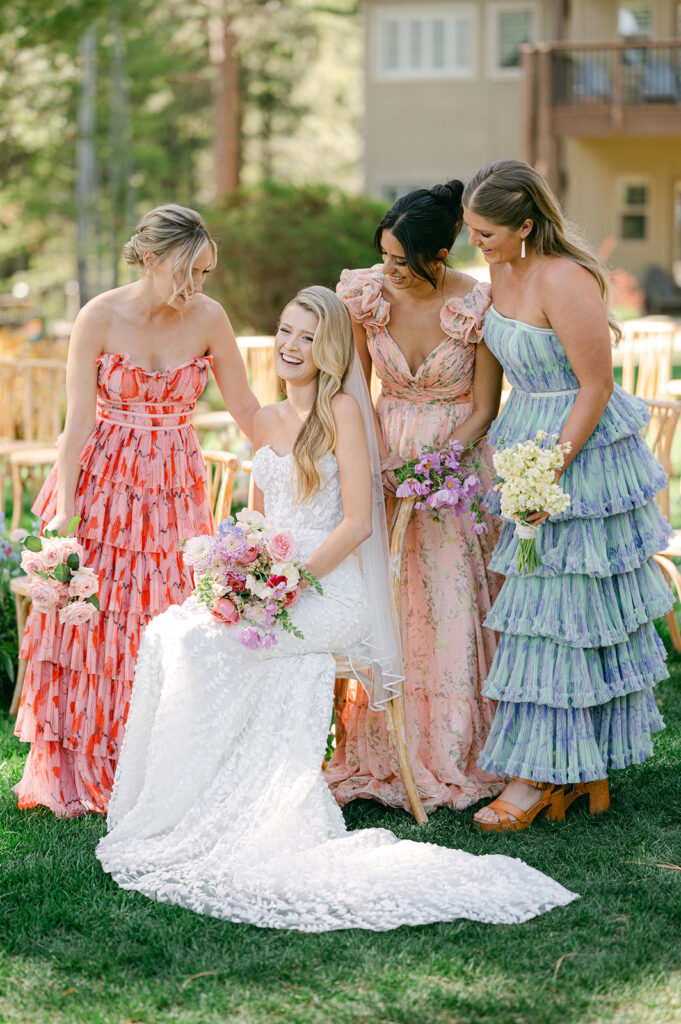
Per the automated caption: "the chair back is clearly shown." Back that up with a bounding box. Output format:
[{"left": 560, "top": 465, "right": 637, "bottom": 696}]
[
  {"left": 644, "top": 398, "right": 681, "bottom": 520},
  {"left": 236, "top": 336, "right": 280, "bottom": 407},
  {"left": 620, "top": 319, "right": 675, "bottom": 399},
  {"left": 203, "top": 450, "right": 240, "bottom": 525},
  {"left": 0, "top": 358, "right": 66, "bottom": 442}
]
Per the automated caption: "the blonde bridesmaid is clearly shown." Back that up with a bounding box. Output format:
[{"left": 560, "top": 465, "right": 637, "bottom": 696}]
[{"left": 325, "top": 181, "right": 504, "bottom": 811}]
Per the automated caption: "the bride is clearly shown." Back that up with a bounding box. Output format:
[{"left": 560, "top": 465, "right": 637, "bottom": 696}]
[{"left": 96, "top": 285, "right": 577, "bottom": 931}]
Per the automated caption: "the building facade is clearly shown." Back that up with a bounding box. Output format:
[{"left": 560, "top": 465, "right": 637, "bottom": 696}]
[{"left": 363, "top": 0, "right": 681, "bottom": 282}]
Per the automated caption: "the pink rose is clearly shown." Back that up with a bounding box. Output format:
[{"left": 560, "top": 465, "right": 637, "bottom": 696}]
[
  {"left": 240, "top": 545, "right": 261, "bottom": 565},
  {"left": 282, "top": 588, "right": 300, "bottom": 609},
  {"left": 21, "top": 549, "right": 48, "bottom": 575},
  {"left": 212, "top": 597, "right": 240, "bottom": 626},
  {"left": 59, "top": 600, "right": 98, "bottom": 627},
  {"left": 266, "top": 530, "right": 296, "bottom": 563},
  {"left": 27, "top": 579, "right": 61, "bottom": 613},
  {"left": 68, "top": 567, "right": 99, "bottom": 599}
]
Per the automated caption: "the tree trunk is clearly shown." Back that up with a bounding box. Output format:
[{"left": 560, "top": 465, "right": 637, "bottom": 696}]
[
  {"left": 76, "top": 25, "right": 97, "bottom": 306},
  {"left": 209, "top": 14, "right": 241, "bottom": 197}
]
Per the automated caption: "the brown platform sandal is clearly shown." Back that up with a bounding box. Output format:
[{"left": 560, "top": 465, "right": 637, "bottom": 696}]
[
  {"left": 473, "top": 778, "right": 566, "bottom": 833},
  {"left": 561, "top": 778, "right": 610, "bottom": 815}
]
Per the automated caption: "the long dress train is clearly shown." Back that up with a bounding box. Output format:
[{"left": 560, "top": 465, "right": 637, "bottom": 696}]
[{"left": 96, "top": 444, "right": 577, "bottom": 931}]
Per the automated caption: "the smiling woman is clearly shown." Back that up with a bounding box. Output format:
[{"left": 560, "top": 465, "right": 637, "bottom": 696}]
[
  {"left": 12, "top": 203, "right": 260, "bottom": 819},
  {"left": 325, "top": 183, "right": 505, "bottom": 813}
]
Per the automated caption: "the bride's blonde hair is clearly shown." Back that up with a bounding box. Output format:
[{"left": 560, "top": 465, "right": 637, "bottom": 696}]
[{"left": 282, "top": 286, "right": 354, "bottom": 503}]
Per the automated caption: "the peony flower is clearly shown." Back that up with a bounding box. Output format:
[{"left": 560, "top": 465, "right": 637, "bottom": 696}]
[
  {"left": 68, "top": 567, "right": 99, "bottom": 600},
  {"left": 59, "top": 600, "right": 98, "bottom": 626},
  {"left": 266, "top": 530, "right": 296, "bottom": 563},
  {"left": 212, "top": 596, "right": 240, "bottom": 626},
  {"left": 27, "top": 579, "right": 61, "bottom": 613},
  {"left": 240, "top": 545, "right": 261, "bottom": 565}
]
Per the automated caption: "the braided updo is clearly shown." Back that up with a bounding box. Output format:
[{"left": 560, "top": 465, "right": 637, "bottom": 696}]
[
  {"left": 373, "top": 179, "right": 464, "bottom": 289},
  {"left": 123, "top": 203, "right": 217, "bottom": 304}
]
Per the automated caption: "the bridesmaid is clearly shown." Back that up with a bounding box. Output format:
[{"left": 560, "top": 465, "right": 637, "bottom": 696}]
[
  {"left": 325, "top": 181, "right": 504, "bottom": 811},
  {"left": 463, "top": 160, "right": 672, "bottom": 831},
  {"left": 14, "top": 203, "right": 259, "bottom": 817}
]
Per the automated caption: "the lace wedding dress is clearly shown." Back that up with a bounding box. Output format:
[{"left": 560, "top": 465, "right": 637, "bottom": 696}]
[{"left": 96, "top": 445, "right": 578, "bottom": 931}]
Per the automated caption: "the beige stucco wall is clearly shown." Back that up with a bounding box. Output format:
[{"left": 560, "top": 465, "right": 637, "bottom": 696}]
[
  {"left": 564, "top": 136, "right": 681, "bottom": 278},
  {"left": 363, "top": 0, "right": 555, "bottom": 197}
]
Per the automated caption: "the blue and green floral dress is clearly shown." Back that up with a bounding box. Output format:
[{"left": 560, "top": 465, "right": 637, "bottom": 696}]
[{"left": 478, "top": 305, "right": 673, "bottom": 783}]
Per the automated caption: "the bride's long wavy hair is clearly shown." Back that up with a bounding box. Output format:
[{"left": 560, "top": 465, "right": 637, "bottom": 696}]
[{"left": 282, "top": 286, "right": 354, "bottom": 503}]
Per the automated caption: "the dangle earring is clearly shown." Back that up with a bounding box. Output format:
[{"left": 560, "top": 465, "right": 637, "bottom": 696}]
[{"left": 521, "top": 238, "right": 526, "bottom": 259}]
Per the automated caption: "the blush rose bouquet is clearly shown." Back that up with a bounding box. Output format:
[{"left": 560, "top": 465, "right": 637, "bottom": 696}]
[
  {"left": 20, "top": 516, "right": 100, "bottom": 623},
  {"left": 183, "top": 509, "right": 322, "bottom": 649},
  {"left": 394, "top": 438, "right": 489, "bottom": 533}
]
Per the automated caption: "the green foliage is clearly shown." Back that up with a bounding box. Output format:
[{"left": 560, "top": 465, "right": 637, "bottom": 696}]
[
  {"left": 205, "top": 182, "right": 387, "bottom": 332},
  {"left": 0, "top": 523, "right": 23, "bottom": 709}
]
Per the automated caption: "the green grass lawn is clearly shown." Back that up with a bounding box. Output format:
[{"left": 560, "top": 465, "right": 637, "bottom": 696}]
[{"left": 1, "top": 630, "right": 680, "bottom": 1024}]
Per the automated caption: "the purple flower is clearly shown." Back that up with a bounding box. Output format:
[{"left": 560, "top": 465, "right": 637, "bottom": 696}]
[
  {"left": 461, "top": 474, "right": 480, "bottom": 497},
  {"left": 442, "top": 475, "right": 462, "bottom": 496},
  {"left": 471, "top": 519, "right": 489, "bottom": 534},
  {"left": 396, "top": 478, "right": 431, "bottom": 498},
  {"left": 217, "top": 532, "right": 249, "bottom": 563},
  {"left": 240, "top": 625, "right": 263, "bottom": 649},
  {"left": 259, "top": 631, "right": 277, "bottom": 649},
  {"left": 426, "top": 489, "right": 456, "bottom": 510},
  {"left": 443, "top": 451, "right": 462, "bottom": 470},
  {"left": 415, "top": 452, "right": 442, "bottom": 475}
]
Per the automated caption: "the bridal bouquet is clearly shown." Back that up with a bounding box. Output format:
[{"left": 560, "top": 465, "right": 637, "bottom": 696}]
[
  {"left": 394, "top": 438, "right": 489, "bottom": 534},
  {"left": 19, "top": 516, "right": 100, "bottom": 624},
  {"left": 183, "top": 509, "right": 321, "bottom": 649},
  {"left": 492, "top": 431, "right": 572, "bottom": 575}
]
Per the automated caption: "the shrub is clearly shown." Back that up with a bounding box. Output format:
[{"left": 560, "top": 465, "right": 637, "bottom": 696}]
[{"left": 0, "top": 519, "right": 23, "bottom": 709}]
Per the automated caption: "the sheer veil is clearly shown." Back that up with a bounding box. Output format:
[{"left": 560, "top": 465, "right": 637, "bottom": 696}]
[{"left": 341, "top": 350, "right": 404, "bottom": 708}]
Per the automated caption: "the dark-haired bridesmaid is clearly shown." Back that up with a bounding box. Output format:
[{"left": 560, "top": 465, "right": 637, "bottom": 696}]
[{"left": 325, "top": 181, "right": 505, "bottom": 811}]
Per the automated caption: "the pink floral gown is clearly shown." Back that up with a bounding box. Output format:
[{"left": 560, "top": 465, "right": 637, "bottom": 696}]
[
  {"left": 325, "top": 266, "right": 503, "bottom": 811},
  {"left": 14, "top": 353, "right": 214, "bottom": 817}
]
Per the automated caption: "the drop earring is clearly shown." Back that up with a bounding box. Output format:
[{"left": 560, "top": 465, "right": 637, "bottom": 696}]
[{"left": 521, "top": 238, "right": 526, "bottom": 259}]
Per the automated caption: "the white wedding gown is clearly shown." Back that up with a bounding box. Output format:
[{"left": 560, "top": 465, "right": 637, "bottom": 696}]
[{"left": 96, "top": 445, "right": 578, "bottom": 931}]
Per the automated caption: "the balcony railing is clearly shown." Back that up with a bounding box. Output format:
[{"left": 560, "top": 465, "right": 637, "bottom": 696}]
[{"left": 524, "top": 40, "right": 681, "bottom": 148}]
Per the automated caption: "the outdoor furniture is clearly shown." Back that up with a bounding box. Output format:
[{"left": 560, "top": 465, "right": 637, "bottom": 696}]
[
  {"left": 645, "top": 398, "right": 681, "bottom": 652},
  {"left": 203, "top": 449, "right": 240, "bottom": 524},
  {"left": 9, "top": 445, "right": 57, "bottom": 530},
  {"left": 8, "top": 575, "right": 30, "bottom": 716},
  {"left": 641, "top": 59, "right": 679, "bottom": 102},
  {"left": 619, "top": 317, "right": 675, "bottom": 399},
  {"left": 644, "top": 266, "right": 681, "bottom": 316},
  {"left": 574, "top": 60, "right": 612, "bottom": 100}
]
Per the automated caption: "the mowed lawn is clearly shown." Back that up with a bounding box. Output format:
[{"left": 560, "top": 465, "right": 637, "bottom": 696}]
[{"left": 1, "top": 628, "right": 680, "bottom": 1024}]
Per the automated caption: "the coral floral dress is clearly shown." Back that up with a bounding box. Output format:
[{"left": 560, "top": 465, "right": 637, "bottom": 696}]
[
  {"left": 14, "top": 353, "right": 214, "bottom": 817},
  {"left": 325, "top": 266, "right": 503, "bottom": 811}
]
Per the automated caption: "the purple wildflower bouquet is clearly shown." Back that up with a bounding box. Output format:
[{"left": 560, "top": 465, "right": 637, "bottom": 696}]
[
  {"left": 183, "top": 509, "right": 321, "bottom": 649},
  {"left": 394, "top": 439, "right": 488, "bottom": 534}
]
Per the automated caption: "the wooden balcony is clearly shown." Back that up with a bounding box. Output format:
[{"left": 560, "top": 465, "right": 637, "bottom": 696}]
[{"left": 523, "top": 40, "right": 681, "bottom": 181}]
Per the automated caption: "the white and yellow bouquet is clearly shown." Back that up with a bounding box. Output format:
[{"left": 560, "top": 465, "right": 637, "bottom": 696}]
[{"left": 492, "top": 431, "right": 572, "bottom": 575}]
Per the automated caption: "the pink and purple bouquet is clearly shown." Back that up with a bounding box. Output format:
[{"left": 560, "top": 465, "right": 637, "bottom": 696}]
[
  {"left": 183, "top": 509, "right": 322, "bottom": 649},
  {"left": 20, "top": 516, "right": 100, "bottom": 625},
  {"left": 394, "top": 439, "right": 488, "bottom": 534}
]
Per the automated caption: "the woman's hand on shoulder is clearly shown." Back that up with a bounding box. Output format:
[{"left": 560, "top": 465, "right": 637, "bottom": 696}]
[{"left": 204, "top": 298, "right": 261, "bottom": 441}]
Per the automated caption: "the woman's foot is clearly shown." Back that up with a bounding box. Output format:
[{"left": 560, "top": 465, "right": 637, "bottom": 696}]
[{"left": 473, "top": 778, "right": 564, "bottom": 832}]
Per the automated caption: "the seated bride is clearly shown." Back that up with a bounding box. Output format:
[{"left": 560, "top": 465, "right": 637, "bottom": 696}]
[{"left": 96, "top": 285, "right": 577, "bottom": 931}]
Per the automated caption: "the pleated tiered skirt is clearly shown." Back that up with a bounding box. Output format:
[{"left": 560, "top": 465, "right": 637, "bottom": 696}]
[{"left": 477, "top": 384, "right": 673, "bottom": 783}]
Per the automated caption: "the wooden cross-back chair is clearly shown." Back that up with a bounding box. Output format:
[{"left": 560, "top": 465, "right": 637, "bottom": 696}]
[
  {"left": 645, "top": 398, "right": 681, "bottom": 653},
  {"left": 203, "top": 450, "right": 240, "bottom": 525},
  {"left": 620, "top": 319, "right": 675, "bottom": 400}
]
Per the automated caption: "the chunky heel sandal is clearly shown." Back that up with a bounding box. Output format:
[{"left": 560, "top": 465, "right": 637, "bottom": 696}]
[
  {"left": 563, "top": 778, "right": 610, "bottom": 816},
  {"left": 473, "top": 778, "right": 565, "bottom": 833}
]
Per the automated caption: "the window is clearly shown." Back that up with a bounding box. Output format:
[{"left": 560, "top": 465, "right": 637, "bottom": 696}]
[
  {"left": 618, "top": 179, "right": 649, "bottom": 240},
  {"left": 618, "top": 4, "right": 652, "bottom": 37},
  {"left": 375, "top": 5, "right": 475, "bottom": 79},
  {"left": 489, "top": 4, "right": 536, "bottom": 76}
]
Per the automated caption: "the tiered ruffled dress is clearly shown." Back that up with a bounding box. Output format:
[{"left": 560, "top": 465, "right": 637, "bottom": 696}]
[
  {"left": 325, "top": 265, "right": 503, "bottom": 811},
  {"left": 478, "top": 306, "right": 672, "bottom": 782},
  {"left": 14, "top": 353, "right": 214, "bottom": 816}
]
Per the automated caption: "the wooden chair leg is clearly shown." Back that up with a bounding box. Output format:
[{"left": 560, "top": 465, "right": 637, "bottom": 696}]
[
  {"left": 10, "top": 461, "right": 23, "bottom": 530},
  {"left": 332, "top": 677, "right": 349, "bottom": 748},
  {"left": 9, "top": 593, "right": 30, "bottom": 716},
  {"left": 386, "top": 693, "right": 428, "bottom": 825},
  {"left": 653, "top": 554, "right": 681, "bottom": 653}
]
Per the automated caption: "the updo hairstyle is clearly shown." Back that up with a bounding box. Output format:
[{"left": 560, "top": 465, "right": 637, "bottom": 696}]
[
  {"left": 373, "top": 179, "right": 464, "bottom": 289},
  {"left": 463, "top": 160, "right": 621, "bottom": 342},
  {"left": 124, "top": 204, "right": 217, "bottom": 304}
]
